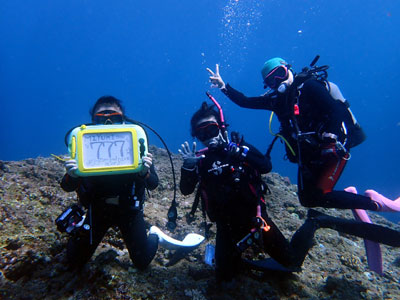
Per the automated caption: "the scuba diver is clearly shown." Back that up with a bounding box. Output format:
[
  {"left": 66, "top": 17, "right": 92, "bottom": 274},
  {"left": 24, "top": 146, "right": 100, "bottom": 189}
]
[
  {"left": 179, "top": 98, "right": 400, "bottom": 284},
  {"left": 60, "top": 96, "right": 159, "bottom": 270},
  {"left": 207, "top": 58, "right": 400, "bottom": 213}
]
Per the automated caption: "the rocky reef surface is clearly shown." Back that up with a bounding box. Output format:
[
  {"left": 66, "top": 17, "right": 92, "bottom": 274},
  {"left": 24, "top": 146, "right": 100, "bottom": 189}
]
[{"left": 1, "top": 146, "right": 400, "bottom": 300}]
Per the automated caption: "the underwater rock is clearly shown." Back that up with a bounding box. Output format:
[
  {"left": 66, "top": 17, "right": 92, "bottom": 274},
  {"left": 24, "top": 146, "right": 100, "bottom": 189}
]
[
  {"left": 0, "top": 150, "right": 400, "bottom": 299},
  {"left": 0, "top": 160, "right": 10, "bottom": 172}
]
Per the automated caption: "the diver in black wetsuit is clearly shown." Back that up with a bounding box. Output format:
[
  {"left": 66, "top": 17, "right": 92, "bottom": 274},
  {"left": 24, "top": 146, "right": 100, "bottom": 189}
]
[
  {"left": 179, "top": 101, "right": 400, "bottom": 283},
  {"left": 207, "top": 59, "right": 397, "bottom": 212},
  {"left": 61, "top": 96, "right": 159, "bottom": 270}
]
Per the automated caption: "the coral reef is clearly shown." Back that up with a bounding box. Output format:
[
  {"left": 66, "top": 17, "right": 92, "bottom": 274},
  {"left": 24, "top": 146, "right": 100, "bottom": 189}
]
[{"left": 1, "top": 146, "right": 400, "bottom": 299}]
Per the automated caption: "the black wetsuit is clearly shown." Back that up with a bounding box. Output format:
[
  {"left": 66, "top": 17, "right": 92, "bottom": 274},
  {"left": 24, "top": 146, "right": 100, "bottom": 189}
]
[
  {"left": 181, "top": 140, "right": 310, "bottom": 281},
  {"left": 180, "top": 138, "right": 400, "bottom": 280},
  {"left": 222, "top": 80, "right": 377, "bottom": 211},
  {"left": 60, "top": 166, "right": 159, "bottom": 270}
]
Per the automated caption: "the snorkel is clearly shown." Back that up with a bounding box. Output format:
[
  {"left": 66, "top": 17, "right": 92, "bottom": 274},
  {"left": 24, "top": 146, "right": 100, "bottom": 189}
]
[
  {"left": 205, "top": 91, "right": 229, "bottom": 145},
  {"left": 206, "top": 92, "right": 226, "bottom": 130}
]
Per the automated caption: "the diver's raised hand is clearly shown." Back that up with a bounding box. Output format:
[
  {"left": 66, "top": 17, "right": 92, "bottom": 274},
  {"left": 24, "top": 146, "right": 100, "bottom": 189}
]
[
  {"left": 207, "top": 64, "right": 226, "bottom": 89},
  {"left": 64, "top": 159, "right": 79, "bottom": 178},
  {"left": 179, "top": 141, "right": 205, "bottom": 170},
  {"left": 221, "top": 130, "right": 230, "bottom": 144}
]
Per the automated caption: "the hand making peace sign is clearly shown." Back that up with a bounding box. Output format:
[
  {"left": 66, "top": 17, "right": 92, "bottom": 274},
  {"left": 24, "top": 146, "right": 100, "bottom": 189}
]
[{"left": 206, "top": 64, "right": 226, "bottom": 89}]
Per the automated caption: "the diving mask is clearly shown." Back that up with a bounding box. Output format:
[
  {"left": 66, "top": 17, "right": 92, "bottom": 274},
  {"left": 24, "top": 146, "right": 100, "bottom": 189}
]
[
  {"left": 195, "top": 121, "right": 220, "bottom": 142},
  {"left": 263, "top": 66, "right": 288, "bottom": 89},
  {"left": 93, "top": 110, "right": 124, "bottom": 124}
]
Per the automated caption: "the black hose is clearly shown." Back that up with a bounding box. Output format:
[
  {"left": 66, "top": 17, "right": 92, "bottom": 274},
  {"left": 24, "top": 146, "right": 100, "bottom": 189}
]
[{"left": 125, "top": 117, "right": 178, "bottom": 230}]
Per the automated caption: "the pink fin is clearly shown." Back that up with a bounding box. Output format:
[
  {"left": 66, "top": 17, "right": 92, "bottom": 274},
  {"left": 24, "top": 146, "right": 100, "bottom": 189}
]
[
  {"left": 365, "top": 189, "right": 400, "bottom": 212},
  {"left": 352, "top": 209, "right": 383, "bottom": 275},
  {"left": 345, "top": 186, "right": 383, "bottom": 275}
]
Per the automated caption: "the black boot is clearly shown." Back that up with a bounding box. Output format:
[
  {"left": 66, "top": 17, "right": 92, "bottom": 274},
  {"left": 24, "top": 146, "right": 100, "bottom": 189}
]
[{"left": 289, "top": 216, "right": 320, "bottom": 267}]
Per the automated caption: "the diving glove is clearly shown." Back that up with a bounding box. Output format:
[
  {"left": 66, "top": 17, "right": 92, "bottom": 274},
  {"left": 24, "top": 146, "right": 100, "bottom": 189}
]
[
  {"left": 139, "top": 153, "right": 153, "bottom": 177},
  {"left": 179, "top": 141, "right": 204, "bottom": 170},
  {"left": 225, "top": 142, "right": 249, "bottom": 161},
  {"left": 64, "top": 159, "right": 78, "bottom": 178}
]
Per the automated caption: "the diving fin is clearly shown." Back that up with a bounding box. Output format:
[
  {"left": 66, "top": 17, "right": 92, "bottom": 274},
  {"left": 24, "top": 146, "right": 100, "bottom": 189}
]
[
  {"left": 243, "top": 257, "right": 300, "bottom": 273},
  {"left": 149, "top": 226, "right": 205, "bottom": 250},
  {"left": 353, "top": 209, "right": 383, "bottom": 275},
  {"left": 345, "top": 186, "right": 383, "bottom": 275},
  {"left": 166, "top": 247, "right": 195, "bottom": 267},
  {"left": 364, "top": 189, "right": 400, "bottom": 212}
]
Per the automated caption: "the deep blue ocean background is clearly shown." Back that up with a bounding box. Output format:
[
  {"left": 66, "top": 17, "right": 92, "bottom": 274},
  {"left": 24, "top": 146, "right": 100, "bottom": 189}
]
[{"left": 1, "top": 1, "right": 399, "bottom": 220}]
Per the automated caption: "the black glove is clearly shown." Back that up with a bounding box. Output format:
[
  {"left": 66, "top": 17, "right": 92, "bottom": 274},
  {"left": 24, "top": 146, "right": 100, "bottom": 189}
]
[
  {"left": 230, "top": 131, "right": 243, "bottom": 144},
  {"left": 179, "top": 141, "right": 205, "bottom": 170},
  {"left": 225, "top": 142, "right": 249, "bottom": 161}
]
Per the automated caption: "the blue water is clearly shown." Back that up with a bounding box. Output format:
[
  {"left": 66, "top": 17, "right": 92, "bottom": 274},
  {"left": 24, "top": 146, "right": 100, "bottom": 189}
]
[{"left": 1, "top": 1, "right": 399, "bottom": 216}]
